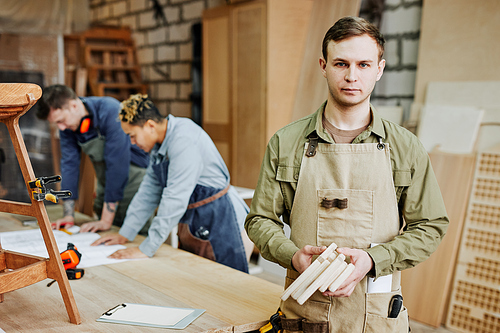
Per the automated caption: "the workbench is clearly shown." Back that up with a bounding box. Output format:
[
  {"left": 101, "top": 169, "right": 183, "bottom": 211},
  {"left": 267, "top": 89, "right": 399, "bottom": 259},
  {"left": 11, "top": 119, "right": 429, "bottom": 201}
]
[{"left": 0, "top": 213, "right": 282, "bottom": 332}]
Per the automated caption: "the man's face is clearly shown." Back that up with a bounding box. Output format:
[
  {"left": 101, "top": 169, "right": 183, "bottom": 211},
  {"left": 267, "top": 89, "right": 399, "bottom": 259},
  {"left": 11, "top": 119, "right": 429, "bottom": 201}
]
[
  {"left": 320, "top": 34, "right": 385, "bottom": 109},
  {"left": 47, "top": 101, "right": 82, "bottom": 132},
  {"left": 121, "top": 121, "right": 156, "bottom": 153}
]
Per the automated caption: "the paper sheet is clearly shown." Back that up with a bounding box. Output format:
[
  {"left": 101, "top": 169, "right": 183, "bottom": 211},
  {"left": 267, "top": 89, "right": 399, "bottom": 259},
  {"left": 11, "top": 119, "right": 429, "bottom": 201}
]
[
  {"left": 367, "top": 243, "right": 392, "bottom": 293},
  {"left": 0, "top": 229, "right": 137, "bottom": 268}
]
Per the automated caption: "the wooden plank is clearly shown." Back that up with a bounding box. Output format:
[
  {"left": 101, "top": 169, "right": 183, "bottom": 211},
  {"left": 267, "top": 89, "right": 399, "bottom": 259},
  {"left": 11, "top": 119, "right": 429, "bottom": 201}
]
[
  {"left": 412, "top": 0, "right": 500, "bottom": 121},
  {"left": 417, "top": 105, "right": 484, "bottom": 154},
  {"left": 291, "top": 0, "right": 361, "bottom": 122},
  {"left": 266, "top": 0, "right": 313, "bottom": 141},
  {"left": 231, "top": 1, "right": 267, "bottom": 188},
  {"left": 401, "top": 150, "right": 476, "bottom": 327}
]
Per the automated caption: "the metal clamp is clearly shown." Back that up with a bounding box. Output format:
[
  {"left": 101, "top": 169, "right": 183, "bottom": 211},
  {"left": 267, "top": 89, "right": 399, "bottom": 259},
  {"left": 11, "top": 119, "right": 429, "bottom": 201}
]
[{"left": 29, "top": 175, "right": 72, "bottom": 203}]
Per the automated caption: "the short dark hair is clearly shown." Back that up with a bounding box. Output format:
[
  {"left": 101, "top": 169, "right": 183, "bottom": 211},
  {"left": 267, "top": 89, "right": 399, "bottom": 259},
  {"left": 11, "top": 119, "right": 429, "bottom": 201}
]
[
  {"left": 37, "top": 85, "right": 77, "bottom": 120},
  {"left": 119, "top": 94, "right": 163, "bottom": 126},
  {"left": 322, "top": 16, "right": 385, "bottom": 61}
]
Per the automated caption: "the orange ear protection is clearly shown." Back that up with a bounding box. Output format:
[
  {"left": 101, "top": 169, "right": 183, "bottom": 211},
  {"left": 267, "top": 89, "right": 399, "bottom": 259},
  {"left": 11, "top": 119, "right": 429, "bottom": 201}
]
[{"left": 79, "top": 116, "right": 92, "bottom": 134}]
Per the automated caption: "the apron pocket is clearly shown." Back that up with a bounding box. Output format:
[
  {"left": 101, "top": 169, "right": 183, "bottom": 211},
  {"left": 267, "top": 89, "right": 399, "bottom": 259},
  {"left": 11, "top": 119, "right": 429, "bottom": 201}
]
[
  {"left": 177, "top": 223, "right": 216, "bottom": 261},
  {"left": 317, "top": 189, "right": 373, "bottom": 248},
  {"left": 364, "top": 291, "right": 409, "bottom": 333}
]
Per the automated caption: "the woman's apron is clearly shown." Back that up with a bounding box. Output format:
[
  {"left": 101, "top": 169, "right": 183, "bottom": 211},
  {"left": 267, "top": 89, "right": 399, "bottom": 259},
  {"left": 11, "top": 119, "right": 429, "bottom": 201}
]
[
  {"left": 79, "top": 134, "right": 146, "bottom": 227},
  {"left": 151, "top": 160, "right": 248, "bottom": 273},
  {"left": 281, "top": 137, "right": 409, "bottom": 332}
]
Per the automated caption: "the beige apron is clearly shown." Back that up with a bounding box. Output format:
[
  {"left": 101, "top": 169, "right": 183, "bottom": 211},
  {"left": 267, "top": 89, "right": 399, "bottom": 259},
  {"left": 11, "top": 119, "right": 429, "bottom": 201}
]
[{"left": 281, "top": 138, "right": 409, "bottom": 332}]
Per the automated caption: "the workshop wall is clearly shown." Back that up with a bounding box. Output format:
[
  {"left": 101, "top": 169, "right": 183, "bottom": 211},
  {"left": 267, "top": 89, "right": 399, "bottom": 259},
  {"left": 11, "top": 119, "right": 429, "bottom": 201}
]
[
  {"left": 89, "top": 0, "right": 225, "bottom": 118},
  {"left": 89, "top": 0, "right": 422, "bottom": 121},
  {"left": 361, "top": 0, "right": 423, "bottom": 122}
]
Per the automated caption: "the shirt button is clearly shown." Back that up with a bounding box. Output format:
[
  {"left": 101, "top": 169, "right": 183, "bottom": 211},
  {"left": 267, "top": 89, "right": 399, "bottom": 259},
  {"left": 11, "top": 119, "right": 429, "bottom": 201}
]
[{"left": 294, "top": 173, "right": 299, "bottom": 180}]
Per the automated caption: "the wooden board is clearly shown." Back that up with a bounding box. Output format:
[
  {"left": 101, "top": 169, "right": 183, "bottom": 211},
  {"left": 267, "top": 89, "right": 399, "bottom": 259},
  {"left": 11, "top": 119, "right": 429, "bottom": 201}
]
[
  {"left": 401, "top": 150, "right": 476, "bottom": 327},
  {"left": 417, "top": 105, "right": 484, "bottom": 154},
  {"left": 424, "top": 81, "right": 500, "bottom": 109},
  {"left": 266, "top": 0, "right": 313, "bottom": 140},
  {"left": 445, "top": 149, "right": 500, "bottom": 332},
  {"left": 291, "top": 0, "right": 361, "bottom": 121},
  {"left": 412, "top": 0, "right": 500, "bottom": 120},
  {"left": 231, "top": 1, "right": 267, "bottom": 188}
]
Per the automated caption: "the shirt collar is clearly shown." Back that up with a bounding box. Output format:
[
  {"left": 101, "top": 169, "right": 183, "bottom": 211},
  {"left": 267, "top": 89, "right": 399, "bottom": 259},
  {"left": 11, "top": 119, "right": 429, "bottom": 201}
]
[
  {"left": 152, "top": 114, "right": 173, "bottom": 158},
  {"left": 305, "top": 101, "right": 386, "bottom": 142}
]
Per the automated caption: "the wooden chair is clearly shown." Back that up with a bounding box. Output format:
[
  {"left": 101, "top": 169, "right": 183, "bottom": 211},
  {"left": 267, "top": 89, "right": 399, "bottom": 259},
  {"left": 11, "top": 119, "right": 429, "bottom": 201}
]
[{"left": 0, "top": 83, "right": 81, "bottom": 324}]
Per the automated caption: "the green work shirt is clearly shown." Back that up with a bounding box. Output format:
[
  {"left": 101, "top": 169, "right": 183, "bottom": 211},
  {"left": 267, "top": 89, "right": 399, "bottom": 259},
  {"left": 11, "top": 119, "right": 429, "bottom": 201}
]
[{"left": 245, "top": 102, "right": 449, "bottom": 278}]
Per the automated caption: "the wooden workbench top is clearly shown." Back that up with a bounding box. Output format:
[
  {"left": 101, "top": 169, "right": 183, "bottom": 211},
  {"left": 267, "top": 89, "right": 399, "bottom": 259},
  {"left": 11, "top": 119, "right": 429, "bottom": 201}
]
[{"left": 0, "top": 213, "right": 282, "bottom": 332}]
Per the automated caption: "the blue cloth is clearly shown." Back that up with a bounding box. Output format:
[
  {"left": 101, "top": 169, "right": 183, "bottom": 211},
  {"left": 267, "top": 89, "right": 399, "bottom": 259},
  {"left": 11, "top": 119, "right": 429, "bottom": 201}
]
[
  {"left": 59, "top": 96, "right": 149, "bottom": 203},
  {"left": 119, "top": 115, "right": 249, "bottom": 261}
]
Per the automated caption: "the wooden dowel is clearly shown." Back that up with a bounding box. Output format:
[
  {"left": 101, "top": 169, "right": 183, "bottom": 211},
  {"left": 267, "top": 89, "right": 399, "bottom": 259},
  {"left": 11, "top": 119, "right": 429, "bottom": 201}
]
[
  {"left": 296, "top": 255, "right": 346, "bottom": 305},
  {"left": 280, "top": 243, "right": 337, "bottom": 301},
  {"left": 291, "top": 253, "right": 336, "bottom": 300},
  {"left": 318, "top": 255, "right": 347, "bottom": 292},
  {"left": 328, "top": 263, "right": 355, "bottom": 293}
]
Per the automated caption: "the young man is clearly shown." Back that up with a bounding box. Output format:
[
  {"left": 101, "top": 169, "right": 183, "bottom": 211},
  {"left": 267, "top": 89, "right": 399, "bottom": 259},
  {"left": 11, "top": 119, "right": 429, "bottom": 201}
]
[
  {"left": 92, "top": 94, "right": 252, "bottom": 273},
  {"left": 245, "top": 17, "right": 448, "bottom": 332},
  {"left": 37, "top": 85, "right": 149, "bottom": 233}
]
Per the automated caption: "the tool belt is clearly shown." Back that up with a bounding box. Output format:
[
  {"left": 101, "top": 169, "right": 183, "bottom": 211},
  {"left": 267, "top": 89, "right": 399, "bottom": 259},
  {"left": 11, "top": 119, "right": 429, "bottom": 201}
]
[
  {"left": 281, "top": 316, "right": 329, "bottom": 333},
  {"left": 187, "top": 185, "right": 230, "bottom": 209}
]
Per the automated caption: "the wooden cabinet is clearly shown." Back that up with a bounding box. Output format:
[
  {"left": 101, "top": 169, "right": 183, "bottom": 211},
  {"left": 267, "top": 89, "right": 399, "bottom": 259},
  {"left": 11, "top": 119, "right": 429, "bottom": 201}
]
[{"left": 202, "top": 0, "right": 313, "bottom": 188}]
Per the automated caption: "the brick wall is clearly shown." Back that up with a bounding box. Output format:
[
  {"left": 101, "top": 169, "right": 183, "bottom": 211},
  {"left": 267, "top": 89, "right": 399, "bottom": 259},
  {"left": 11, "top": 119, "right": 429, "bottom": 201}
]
[
  {"left": 361, "top": 0, "right": 422, "bottom": 122},
  {"left": 89, "top": 0, "right": 422, "bottom": 122},
  {"left": 89, "top": 0, "right": 225, "bottom": 117}
]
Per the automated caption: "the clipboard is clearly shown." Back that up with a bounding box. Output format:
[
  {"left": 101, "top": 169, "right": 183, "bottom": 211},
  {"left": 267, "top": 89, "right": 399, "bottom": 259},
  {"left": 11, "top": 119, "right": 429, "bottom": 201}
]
[{"left": 97, "top": 303, "right": 205, "bottom": 329}]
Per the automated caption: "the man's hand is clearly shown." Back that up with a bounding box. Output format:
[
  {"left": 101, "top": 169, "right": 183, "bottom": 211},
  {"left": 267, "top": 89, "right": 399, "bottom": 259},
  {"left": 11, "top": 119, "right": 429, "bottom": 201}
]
[
  {"left": 292, "top": 245, "right": 328, "bottom": 273},
  {"left": 108, "top": 247, "right": 148, "bottom": 259},
  {"left": 91, "top": 233, "right": 128, "bottom": 246},
  {"left": 80, "top": 201, "right": 117, "bottom": 233},
  {"left": 322, "top": 247, "right": 374, "bottom": 297},
  {"left": 80, "top": 220, "right": 113, "bottom": 233},
  {"left": 52, "top": 215, "right": 75, "bottom": 230}
]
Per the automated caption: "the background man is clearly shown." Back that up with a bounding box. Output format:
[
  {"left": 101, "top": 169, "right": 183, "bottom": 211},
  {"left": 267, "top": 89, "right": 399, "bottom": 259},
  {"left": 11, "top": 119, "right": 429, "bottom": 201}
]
[{"left": 37, "top": 85, "right": 149, "bottom": 233}]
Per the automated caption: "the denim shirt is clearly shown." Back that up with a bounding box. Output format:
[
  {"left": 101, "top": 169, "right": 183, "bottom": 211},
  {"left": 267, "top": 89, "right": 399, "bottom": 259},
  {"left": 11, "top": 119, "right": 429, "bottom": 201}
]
[
  {"left": 119, "top": 115, "right": 249, "bottom": 257},
  {"left": 59, "top": 96, "right": 149, "bottom": 202}
]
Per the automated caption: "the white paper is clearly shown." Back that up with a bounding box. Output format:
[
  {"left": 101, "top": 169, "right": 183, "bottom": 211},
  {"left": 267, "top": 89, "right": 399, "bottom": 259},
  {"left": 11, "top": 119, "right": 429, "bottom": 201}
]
[
  {"left": 367, "top": 274, "right": 392, "bottom": 293},
  {"left": 0, "top": 229, "right": 138, "bottom": 268},
  {"left": 367, "top": 243, "right": 392, "bottom": 293},
  {"left": 104, "top": 304, "right": 193, "bottom": 326}
]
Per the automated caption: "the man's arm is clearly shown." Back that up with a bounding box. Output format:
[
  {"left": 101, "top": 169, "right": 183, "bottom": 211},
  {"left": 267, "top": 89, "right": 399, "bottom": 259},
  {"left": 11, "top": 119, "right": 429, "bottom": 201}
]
[
  {"left": 99, "top": 98, "right": 132, "bottom": 204},
  {"left": 245, "top": 136, "right": 300, "bottom": 270},
  {"left": 365, "top": 140, "right": 449, "bottom": 278}
]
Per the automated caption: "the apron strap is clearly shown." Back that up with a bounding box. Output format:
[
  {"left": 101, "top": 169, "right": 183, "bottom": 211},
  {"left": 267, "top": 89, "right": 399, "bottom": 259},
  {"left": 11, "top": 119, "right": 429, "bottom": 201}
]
[
  {"left": 187, "top": 184, "right": 230, "bottom": 209},
  {"left": 306, "top": 135, "right": 319, "bottom": 157}
]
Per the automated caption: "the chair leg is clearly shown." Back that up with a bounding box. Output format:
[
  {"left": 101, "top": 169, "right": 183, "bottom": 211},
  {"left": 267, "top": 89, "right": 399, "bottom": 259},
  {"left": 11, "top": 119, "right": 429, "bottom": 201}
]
[{"left": 6, "top": 119, "right": 81, "bottom": 324}]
